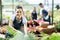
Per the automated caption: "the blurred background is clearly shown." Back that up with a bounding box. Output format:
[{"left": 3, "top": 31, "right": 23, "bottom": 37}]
[{"left": 0, "top": 0, "right": 60, "bottom": 24}]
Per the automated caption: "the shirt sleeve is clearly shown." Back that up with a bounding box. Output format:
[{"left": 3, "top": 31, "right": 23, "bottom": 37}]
[
  {"left": 44, "top": 6, "right": 50, "bottom": 11},
  {"left": 40, "top": 9, "right": 42, "bottom": 15},
  {"left": 22, "top": 16, "right": 27, "bottom": 24},
  {"left": 36, "top": 10, "right": 38, "bottom": 14},
  {"left": 10, "top": 14, "right": 15, "bottom": 21},
  {"left": 30, "top": 10, "right": 33, "bottom": 14}
]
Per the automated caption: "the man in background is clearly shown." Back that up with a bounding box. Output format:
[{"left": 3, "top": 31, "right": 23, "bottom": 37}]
[{"left": 39, "top": 3, "right": 51, "bottom": 24}]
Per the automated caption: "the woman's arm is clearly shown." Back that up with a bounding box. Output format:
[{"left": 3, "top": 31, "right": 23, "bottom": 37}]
[
  {"left": 23, "top": 16, "right": 27, "bottom": 35},
  {"left": 46, "top": 11, "right": 51, "bottom": 16},
  {"left": 24, "top": 22, "right": 27, "bottom": 35},
  {"left": 9, "top": 20, "right": 16, "bottom": 31}
]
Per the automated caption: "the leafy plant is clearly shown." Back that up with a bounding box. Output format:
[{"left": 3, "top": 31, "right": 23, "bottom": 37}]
[
  {"left": 9, "top": 31, "right": 37, "bottom": 40},
  {"left": 56, "top": 5, "right": 60, "bottom": 10},
  {"left": 26, "top": 16, "right": 31, "bottom": 20},
  {"left": 40, "top": 32, "right": 49, "bottom": 40},
  {"left": 0, "top": 38, "right": 6, "bottom": 40},
  {"left": 41, "top": 33, "right": 60, "bottom": 40},
  {"left": 6, "top": 25, "right": 16, "bottom": 35},
  {"left": 27, "top": 32, "right": 37, "bottom": 40},
  {"left": 6, "top": 25, "right": 37, "bottom": 40},
  {"left": 55, "top": 22, "right": 60, "bottom": 32}
]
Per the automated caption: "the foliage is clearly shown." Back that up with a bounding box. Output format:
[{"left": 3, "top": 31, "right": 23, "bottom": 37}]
[
  {"left": 49, "top": 33, "right": 60, "bottom": 40},
  {"left": 0, "top": 38, "right": 6, "bottom": 40},
  {"left": 55, "top": 21, "right": 60, "bottom": 32},
  {"left": 26, "top": 16, "right": 31, "bottom": 20},
  {"left": 5, "top": 25, "right": 37, "bottom": 40},
  {"left": 56, "top": 5, "right": 60, "bottom": 10},
  {"left": 6, "top": 25, "right": 16, "bottom": 35},
  {"left": 41, "top": 33, "right": 60, "bottom": 40},
  {"left": 9, "top": 31, "right": 37, "bottom": 40}
]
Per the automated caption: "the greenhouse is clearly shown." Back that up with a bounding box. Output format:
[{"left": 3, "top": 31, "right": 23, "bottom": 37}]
[{"left": 0, "top": 0, "right": 60, "bottom": 40}]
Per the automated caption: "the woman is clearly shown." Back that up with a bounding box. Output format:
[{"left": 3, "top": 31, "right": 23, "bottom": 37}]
[
  {"left": 9, "top": 5, "right": 27, "bottom": 35},
  {"left": 9, "top": 5, "right": 36, "bottom": 40},
  {"left": 31, "top": 7, "right": 38, "bottom": 20}
]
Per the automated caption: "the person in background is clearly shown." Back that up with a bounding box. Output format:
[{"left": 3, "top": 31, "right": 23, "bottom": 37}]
[
  {"left": 9, "top": 5, "right": 27, "bottom": 35},
  {"left": 31, "top": 7, "right": 38, "bottom": 20},
  {"left": 39, "top": 3, "right": 51, "bottom": 24}
]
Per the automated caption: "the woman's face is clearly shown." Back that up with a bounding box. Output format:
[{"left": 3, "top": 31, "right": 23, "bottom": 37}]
[
  {"left": 33, "top": 7, "right": 36, "bottom": 11},
  {"left": 16, "top": 8, "right": 23, "bottom": 17},
  {"left": 16, "top": 8, "right": 23, "bottom": 20}
]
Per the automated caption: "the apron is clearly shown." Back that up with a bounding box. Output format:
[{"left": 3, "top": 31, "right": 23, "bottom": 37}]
[
  {"left": 13, "top": 17, "right": 24, "bottom": 31},
  {"left": 32, "top": 11, "right": 37, "bottom": 20},
  {"left": 42, "top": 9, "right": 50, "bottom": 24}
]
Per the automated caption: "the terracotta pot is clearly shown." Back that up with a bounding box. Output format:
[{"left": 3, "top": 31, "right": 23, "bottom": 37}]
[
  {"left": 41, "top": 23, "right": 49, "bottom": 28},
  {"left": 41, "top": 28, "right": 56, "bottom": 34}
]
